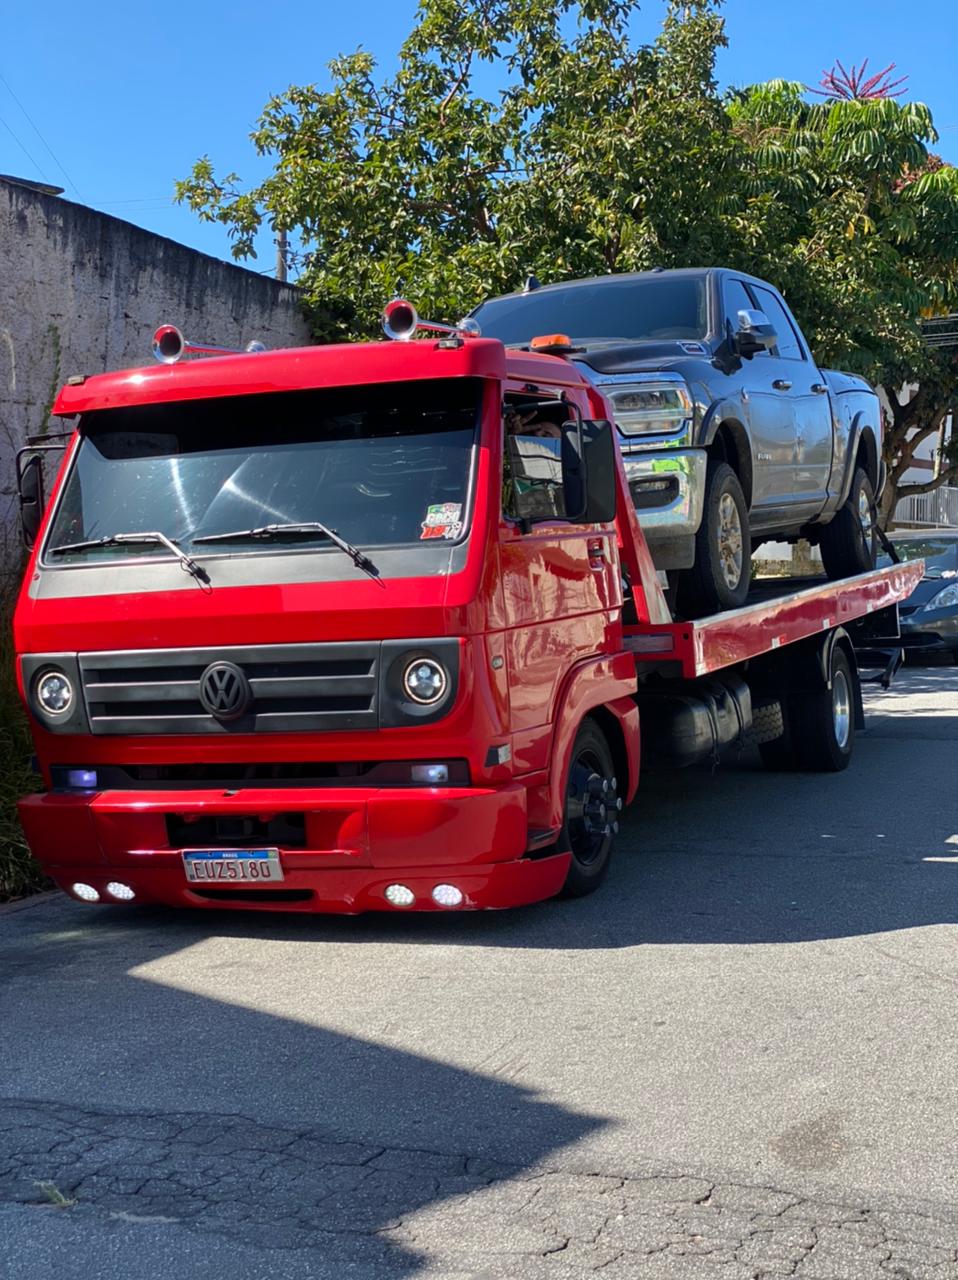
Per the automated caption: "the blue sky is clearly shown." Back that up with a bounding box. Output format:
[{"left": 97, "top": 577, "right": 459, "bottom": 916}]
[{"left": 3, "top": 0, "right": 956, "bottom": 272}]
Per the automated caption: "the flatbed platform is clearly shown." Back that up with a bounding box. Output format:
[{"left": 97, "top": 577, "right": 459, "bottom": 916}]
[{"left": 624, "top": 562, "right": 923, "bottom": 679}]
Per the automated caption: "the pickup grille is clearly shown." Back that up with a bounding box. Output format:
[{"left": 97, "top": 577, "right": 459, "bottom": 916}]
[{"left": 78, "top": 643, "right": 379, "bottom": 736}]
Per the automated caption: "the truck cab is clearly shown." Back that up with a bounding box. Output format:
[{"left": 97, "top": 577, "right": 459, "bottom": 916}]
[{"left": 14, "top": 325, "right": 645, "bottom": 913}]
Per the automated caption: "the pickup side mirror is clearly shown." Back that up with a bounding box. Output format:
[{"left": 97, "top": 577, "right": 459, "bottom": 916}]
[
  {"left": 17, "top": 452, "right": 46, "bottom": 548},
  {"left": 561, "top": 417, "right": 617, "bottom": 524},
  {"left": 734, "top": 308, "right": 777, "bottom": 359}
]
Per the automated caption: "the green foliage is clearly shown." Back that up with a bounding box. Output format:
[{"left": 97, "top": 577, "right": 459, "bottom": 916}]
[{"left": 177, "top": 0, "right": 958, "bottom": 513}]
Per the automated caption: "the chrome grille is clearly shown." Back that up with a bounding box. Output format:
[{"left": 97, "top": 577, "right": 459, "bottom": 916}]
[{"left": 78, "top": 643, "right": 379, "bottom": 736}]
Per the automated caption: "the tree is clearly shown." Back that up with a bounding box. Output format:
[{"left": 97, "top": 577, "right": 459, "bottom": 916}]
[
  {"left": 175, "top": 0, "right": 741, "bottom": 339},
  {"left": 176, "top": 1, "right": 958, "bottom": 525},
  {"left": 722, "top": 82, "right": 958, "bottom": 523}
]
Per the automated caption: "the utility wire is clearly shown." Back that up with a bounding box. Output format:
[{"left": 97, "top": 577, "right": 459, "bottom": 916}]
[
  {"left": 0, "top": 108, "right": 48, "bottom": 179},
  {"left": 0, "top": 69, "right": 81, "bottom": 198}
]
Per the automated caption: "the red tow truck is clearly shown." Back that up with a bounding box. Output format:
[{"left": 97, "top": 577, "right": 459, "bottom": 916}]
[{"left": 13, "top": 302, "right": 921, "bottom": 914}]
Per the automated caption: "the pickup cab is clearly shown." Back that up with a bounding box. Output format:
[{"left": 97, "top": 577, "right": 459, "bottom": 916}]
[{"left": 470, "top": 269, "right": 883, "bottom": 614}]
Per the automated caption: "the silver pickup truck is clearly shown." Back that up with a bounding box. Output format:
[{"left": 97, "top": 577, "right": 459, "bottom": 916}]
[{"left": 471, "top": 268, "right": 883, "bottom": 614}]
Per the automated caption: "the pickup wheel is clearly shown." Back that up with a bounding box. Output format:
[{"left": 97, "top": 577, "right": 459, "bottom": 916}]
[
  {"left": 679, "top": 461, "right": 751, "bottom": 615},
  {"left": 819, "top": 467, "right": 877, "bottom": 580},
  {"left": 559, "top": 719, "right": 620, "bottom": 898}
]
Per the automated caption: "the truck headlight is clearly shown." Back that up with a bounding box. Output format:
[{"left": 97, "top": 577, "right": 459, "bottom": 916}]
[
  {"left": 607, "top": 381, "right": 693, "bottom": 437},
  {"left": 403, "top": 659, "right": 448, "bottom": 704},
  {"left": 918, "top": 582, "right": 958, "bottom": 613},
  {"left": 35, "top": 670, "right": 75, "bottom": 716}
]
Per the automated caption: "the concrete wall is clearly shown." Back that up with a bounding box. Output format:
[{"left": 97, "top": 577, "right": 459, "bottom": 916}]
[{"left": 0, "top": 177, "right": 311, "bottom": 578}]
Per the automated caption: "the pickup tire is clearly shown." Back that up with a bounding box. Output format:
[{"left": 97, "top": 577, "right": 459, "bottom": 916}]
[
  {"left": 559, "top": 719, "right": 619, "bottom": 898},
  {"left": 819, "top": 467, "right": 877, "bottom": 580},
  {"left": 679, "top": 461, "right": 751, "bottom": 615}
]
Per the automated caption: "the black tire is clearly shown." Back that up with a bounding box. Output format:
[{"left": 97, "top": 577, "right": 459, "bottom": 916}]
[
  {"left": 819, "top": 467, "right": 877, "bottom": 580},
  {"left": 789, "top": 646, "right": 856, "bottom": 772},
  {"left": 679, "top": 461, "right": 751, "bottom": 616},
  {"left": 559, "top": 719, "right": 619, "bottom": 898},
  {"left": 758, "top": 733, "right": 796, "bottom": 770}
]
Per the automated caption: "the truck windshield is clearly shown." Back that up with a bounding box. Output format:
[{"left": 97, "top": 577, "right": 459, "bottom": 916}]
[
  {"left": 471, "top": 276, "right": 708, "bottom": 346},
  {"left": 44, "top": 379, "right": 480, "bottom": 566}
]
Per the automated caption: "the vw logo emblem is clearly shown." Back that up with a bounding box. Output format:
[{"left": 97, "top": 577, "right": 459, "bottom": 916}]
[{"left": 198, "top": 661, "right": 252, "bottom": 721}]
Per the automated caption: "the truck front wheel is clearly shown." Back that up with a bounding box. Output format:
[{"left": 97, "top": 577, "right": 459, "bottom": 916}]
[
  {"left": 679, "top": 461, "right": 751, "bottom": 616},
  {"left": 819, "top": 467, "right": 877, "bottom": 580},
  {"left": 559, "top": 719, "right": 620, "bottom": 898}
]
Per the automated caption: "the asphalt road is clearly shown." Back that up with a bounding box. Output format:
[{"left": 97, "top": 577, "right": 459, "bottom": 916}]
[{"left": 1, "top": 665, "right": 957, "bottom": 1279}]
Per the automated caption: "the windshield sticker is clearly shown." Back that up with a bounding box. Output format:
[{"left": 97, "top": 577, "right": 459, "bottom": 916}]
[{"left": 421, "top": 503, "right": 463, "bottom": 540}]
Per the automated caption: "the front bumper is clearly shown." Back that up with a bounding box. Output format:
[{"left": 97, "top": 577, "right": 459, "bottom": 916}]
[
  {"left": 899, "top": 610, "right": 958, "bottom": 655},
  {"left": 19, "top": 782, "right": 569, "bottom": 913},
  {"left": 621, "top": 449, "right": 706, "bottom": 569}
]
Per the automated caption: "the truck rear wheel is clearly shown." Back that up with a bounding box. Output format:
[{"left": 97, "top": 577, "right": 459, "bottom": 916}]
[
  {"left": 760, "top": 646, "right": 855, "bottom": 773},
  {"left": 559, "top": 719, "right": 620, "bottom": 898},
  {"left": 679, "top": 461, "right": 751, "bottom": 616},
  {"left": 819, "top": 467, "right": 877, "bottom": 580}
]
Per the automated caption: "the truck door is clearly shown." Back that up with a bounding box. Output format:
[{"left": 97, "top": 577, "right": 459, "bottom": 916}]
[
  {"left": 498, "top": 389, "right": 620, "bottom": 772},
  {"left": 723, "top": 278, "right": 796, "bottom": 530},
  {"left": 750, "top": 285, "right": 833, "bottom": 515}
]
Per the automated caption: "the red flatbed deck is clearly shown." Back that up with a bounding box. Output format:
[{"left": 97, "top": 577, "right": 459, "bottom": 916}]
[{"left": 625, "top": 562, "right": 923, "bottom": 680}]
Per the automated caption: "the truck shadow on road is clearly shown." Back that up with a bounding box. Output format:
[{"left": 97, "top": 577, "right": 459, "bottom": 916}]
[{"left": 0, "top": 903, "right": 607, "bottom": 1276}]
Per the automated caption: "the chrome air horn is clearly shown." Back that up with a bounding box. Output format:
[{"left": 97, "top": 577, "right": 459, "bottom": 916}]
[
  {"left": 152, "top": 324, "right": 267, "bottom": 364},
  {"left": 382, "top": 299, "right": 481, "bottom": 342}
]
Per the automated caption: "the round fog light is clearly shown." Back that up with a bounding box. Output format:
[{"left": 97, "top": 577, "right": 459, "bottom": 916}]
[
  {"left": 431, "top": 883, "right": 463, "bottom": 909},
  {"left": 71, "top": 882, "right": 100, "bottom": 902},
  {"left": 36, "top": 670, "right": 74, "bottom": 716},
  {"left": 105, "top": 882, "right": 135, "bottom": 902},
  {"left": 403, "top": 658, "right": 447, "bottom": 705},
  {"left": 385, "top": 883, "right": 415, "bottom": 908}
]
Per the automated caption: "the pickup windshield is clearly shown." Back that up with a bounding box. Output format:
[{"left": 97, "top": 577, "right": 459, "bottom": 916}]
[
  {"left": 472, "top": 276, "right": 708, "bottom": 346},
  {"left": 44, "top": 379, "right": 480, "bottom": 566}
]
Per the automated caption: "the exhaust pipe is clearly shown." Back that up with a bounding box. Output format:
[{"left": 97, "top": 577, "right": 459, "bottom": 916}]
[{"left": 152, "top": 325, "right": 267, "bottom": 365}]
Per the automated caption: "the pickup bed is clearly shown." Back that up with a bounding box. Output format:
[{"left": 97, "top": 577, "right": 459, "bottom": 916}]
[{"left": 471, "top": 268, "right": 883, "bottom": 614}]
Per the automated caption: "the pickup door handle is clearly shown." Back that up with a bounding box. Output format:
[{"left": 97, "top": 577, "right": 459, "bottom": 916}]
[
  {"left": 811, "top": 382, "right": 828, "bottom": 394},
  {"left": 772, "top": 379, "right": 792, "bottom": 391}
]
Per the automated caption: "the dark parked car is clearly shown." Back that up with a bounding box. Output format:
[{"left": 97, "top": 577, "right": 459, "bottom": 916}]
[
  {"left": 471, "top": 269, "right": 883, "bottom": 615},
  {"left": 880, "top": 530, "right": 958, "bottom": 661}
]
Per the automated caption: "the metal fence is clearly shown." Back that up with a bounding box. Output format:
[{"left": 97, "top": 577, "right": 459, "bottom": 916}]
[{"left": 893, "top": 485, "right": 958, "bottom": 529}]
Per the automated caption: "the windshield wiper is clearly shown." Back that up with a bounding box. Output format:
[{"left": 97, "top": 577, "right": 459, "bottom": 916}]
[
  {"left": 50, "top": 531, "right": 211, "bottom": 587},
  {"left": 192, "top": 522, "right": 380, "bottom": 581}
]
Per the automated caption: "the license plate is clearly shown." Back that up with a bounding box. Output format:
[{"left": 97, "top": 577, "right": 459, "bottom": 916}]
[{"left": 182, "top": 849, "right": 284, "bottom": 884}]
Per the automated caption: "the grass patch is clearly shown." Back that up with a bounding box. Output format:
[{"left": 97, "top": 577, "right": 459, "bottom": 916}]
[{"left": 0, "top": 577, "right": 46, "bottom": 903}]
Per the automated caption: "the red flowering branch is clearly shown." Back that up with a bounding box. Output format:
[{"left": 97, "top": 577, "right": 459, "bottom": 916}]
[{"left": 811, "top": 59, "right": 908, "bottom": 100}]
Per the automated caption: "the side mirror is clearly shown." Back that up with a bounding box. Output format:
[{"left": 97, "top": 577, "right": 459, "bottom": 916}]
[
  {"left": 560, "top": 417, "right": 617, "bottom": 524},
  {"left": 560, "top": 414, "right": 587, "bottom": 521},
  {"left": 17, "top": 452, "right": 46, "bottom": 548},
  {"left": 734, "top": 308, "right": 777, "bottom": 359},
  {"left": 581, "top": 420, "right": 617, "bottom": 523}
]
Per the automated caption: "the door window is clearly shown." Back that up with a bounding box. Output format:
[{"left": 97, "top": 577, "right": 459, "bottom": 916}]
[
  {"left": 502, "top": 395, "right": 569, "bottom": 523},
  {"left": 751, "top": 287, "right": 805, "bottom": 361}
]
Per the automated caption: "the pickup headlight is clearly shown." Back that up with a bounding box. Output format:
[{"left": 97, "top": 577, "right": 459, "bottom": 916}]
[
  {"left": 917, "top": 582, "right": 958, "bottom": 613},
  {"left": 607, "top": 380, "right": 693, "bottom": 437}
]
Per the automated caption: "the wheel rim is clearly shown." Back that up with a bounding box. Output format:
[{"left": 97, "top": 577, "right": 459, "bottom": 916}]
[
  {"left": 717, "top": 492, "right": 744, "bottom": 590},
  {"left": 858, "top": 487, "right": 874, "bottom": 542},
  {"left": 832, "top": 669, "right": 851, "bottom": 750},
  {"left": 566, "top": 750, "right": 617, "bottom": 867}
]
